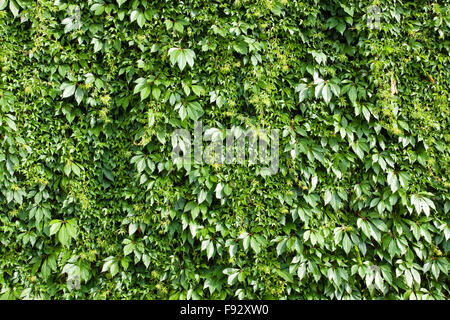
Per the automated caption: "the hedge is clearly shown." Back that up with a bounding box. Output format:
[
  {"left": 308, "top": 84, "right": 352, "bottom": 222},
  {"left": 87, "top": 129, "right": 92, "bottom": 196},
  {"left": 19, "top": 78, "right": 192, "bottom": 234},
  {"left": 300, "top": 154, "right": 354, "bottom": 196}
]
[{"left": 0, "top": 0, "right": 448, "bottom": 300}]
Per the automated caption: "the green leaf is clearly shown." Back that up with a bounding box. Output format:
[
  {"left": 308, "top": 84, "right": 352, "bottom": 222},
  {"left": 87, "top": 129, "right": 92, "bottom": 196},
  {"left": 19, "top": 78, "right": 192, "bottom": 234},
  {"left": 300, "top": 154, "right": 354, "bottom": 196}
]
[
  {"left": 348, "top": 86, "right": 357, "bottom": 105},
  {"left": 206, "top": 241, "right": 214, "bottom": 259},
  {"left": 136, "top": 157, "right": 146, "bottom": 173},
  {"left": 142, "top": 254, "right": 151, "bottom": 268},
  {"left": 58, "top": 225, "right": 70, "bottom": 246},
  {"left": 91, "top": 3, "right": 104, "bottom": 15},
  {"left": 64, "top": 162, "right": 72, "bottom": 176},
  {"left": 342, "top": 233, "right": 352, "bottom": 254},
  {"left": 49, "top": 220, "right": 62, "bottom": 236},
  {"left": 75, "top": 87, "right": 84, "bottom": 104},
  {"left": 404, "top": 269, "right": 413, "bottom": 287},
  {"left": 387, "top": 171, "right": 399, "bottom": 193},
  {"left": 336, "top": 23, "right": 346, "bottom": 35},
  {"left": 198, "top": 189, "right": 207, "bottom": 204},
  {"left": 330, "top": 82, "right": 340, "bottom": 97},
  {"left": 174, "top": 21, "right": 184, "bottom": 33},
  {"left": 315, "top": 82, "right": 324, "bottom": 99},
  {"left": 9, "top": 0, "right": 18, "bottom": 17},
  {"left": 110, "top": 262, "right": 119, "bottom": 276},
  {"left": 63, "top": 84, "right": 76, "bottom": 98},
  {"left": 129, "top": 223, "right": 138, "bottom": 235},
  {"left": 71, "top": 163, "right": 81, "bottom": 176},
  {"left": 322, "top": 83, "right": 332, "bottom": 104},
  {"left": 130, "top": 10, "right": 138, "bottom": 22},
  {"left": 0, "top": 0, "right": 8, "bottom": 11},
  {"left": 65, "top": 220, "right": 78, "bottom": 239},
  {"left": 191, "top": 85, "right": 203, "bottom": 96},
  {"left": 140, "top": 84, "right": 151, "bottom": 100},
  {"left": 275, "top": 269, "right": 293, "bottom": 283},
  {"left": 152, "top": 87, "right": 161, "bottom": 100},
  {"left": 362, "top": 106, "right": 371, "bottom": 122},
  {"left": 295, "top": 83, "right": 309, "bottom": 102},
  {"left": 116, "top": 0, "right": 126, "bottom": 7},
  {"left": 187, "top": 101, "right": 204, "bottom": 121},
  {"left": 137, "top": 12, "right": 146, "bottom": 28},
  {"left": 177, "top": 51, "right": 187, "bottom": 71},
  {"left": 92, "top": 38, "right": 102, "bottom": 52},
  {"left": 233, "top": 41, "right": 248, "bottom": 54},
  {"left": 123, "top": 243, "right": 134, "bottom": 256},
  {"left": 5, "top": 117, "right": 16, "bottom": 131},
  {"left": 228, "top": 272, "right": 240, "bottom": 285},
  {"left": 250, "top": 236, "right": 261, "bottom": 254},
  {"left": 184, "top": 49, "right": 196, "bottom": 68},
  {"left": 398, "top": 172, "right": 410, "bottom": 189},
  {"left": 330, "top": 193, "right": 341, "bottom": 211}
]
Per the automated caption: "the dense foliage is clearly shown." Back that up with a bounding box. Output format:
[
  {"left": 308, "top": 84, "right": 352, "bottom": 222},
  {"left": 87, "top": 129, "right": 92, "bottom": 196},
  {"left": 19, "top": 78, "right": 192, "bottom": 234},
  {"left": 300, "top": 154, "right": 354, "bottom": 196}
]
[{"left": 0, "top": 0, "right": 449, "bottom": 300}]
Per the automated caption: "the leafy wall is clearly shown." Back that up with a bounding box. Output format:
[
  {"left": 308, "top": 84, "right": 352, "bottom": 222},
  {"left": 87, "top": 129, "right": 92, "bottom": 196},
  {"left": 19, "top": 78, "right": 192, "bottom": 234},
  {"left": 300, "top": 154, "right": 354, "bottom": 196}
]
[{"left": 0, "top": 0, "right": 449, "bottom": 299}]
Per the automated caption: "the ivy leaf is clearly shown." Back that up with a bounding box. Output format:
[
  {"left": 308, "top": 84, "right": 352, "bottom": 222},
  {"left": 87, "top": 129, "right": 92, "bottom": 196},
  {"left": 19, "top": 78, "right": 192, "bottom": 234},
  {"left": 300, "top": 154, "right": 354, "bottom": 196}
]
[
  {"left": 184, "top": 49, "right": 196, "bottom": 68},
  {"left": 348, "top": 86, "right": 357, "bottom": 105},
  {"left": 187, "top": 101, "right": 204, "bottom": 121},
  {"left": 233, "top": 41, "right": 248, "bottom": 54},
  {"left": 315, "top": 81, "right": 324, "bottom": 99},
  {"left": 250, "top": 236, "right": 261, "bottom": 254},
  {"left": 116, "top": 0, "right": 126, "bottom": 7},
  {"left": 191, "top": 85, "right": 204, "bottom": 96},
  {"left": 152, "top": 87, "right": 161, "bottom": 100},
  {"left": 227, "top": 271, "right": 239, "bottom": 285},
  {"left": 129, "top": 223, "right": 138, "bottom": 236},
  {"left": 62, "top": 84, "right": 76, "bottom": 98},
  {"left": 137, "top": 12, "right": 146, "bottom": 28},
  {"left": 198, "top": 189, "right": 207, "bottom": 204},
  {"left": 206, "top": 241, "right": 214, "bottom": 259},
  {"left": 58, "top": 225, "right": 70, "bottom": 246},
  {"left": 275, "top": 269, "right": 293, "bottom": 283},
  {"left": 295, "top": 83, "right": 309, "bottom": 102},
  {"left": 174, "top": 21, "right": 184, "bottom": 33},
  {"left": 140, "top": 84, "right": 151, "bottom": 100},
  {"left": 322, "top": 83, "right": 332, "bottom": 104},
  {"left": 177, "top": 53, "right": 187, "bottom": 71},
  {"left": 336, "top": 23, "right": 346, "bottom": 35},
  {"left": 0, "top": 0, "right": 8, "bottom": 11},
  {"left": 168, "top": 48, "right": 196, "bottom": 71},
  {"left": 9, "top": 0, "right": 19, "bottom": 18},
  {"left": 49, "top": 220, "right": 62, "bottom": 236},
  {"left": 130, "top": 10, "right": 139, "bottom": 22},
  {"left": 342, "top": 233, "right": 352, "bottom": 254},
  {"left": 329, "top": 82, "right": 340, "bottom": 97},
  {"left": 398, "top": 172, "right": 410, "bottom": 188},
  {"left": 75, "top": 87, "right": 84, "bottom": 105}
]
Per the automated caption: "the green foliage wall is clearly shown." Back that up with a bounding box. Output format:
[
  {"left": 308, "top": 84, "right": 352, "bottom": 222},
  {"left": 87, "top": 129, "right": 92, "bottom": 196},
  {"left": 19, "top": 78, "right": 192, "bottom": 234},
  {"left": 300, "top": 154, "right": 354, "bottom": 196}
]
[{"left": 0, "top": 0, "right": 449, "bottom": 299}]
